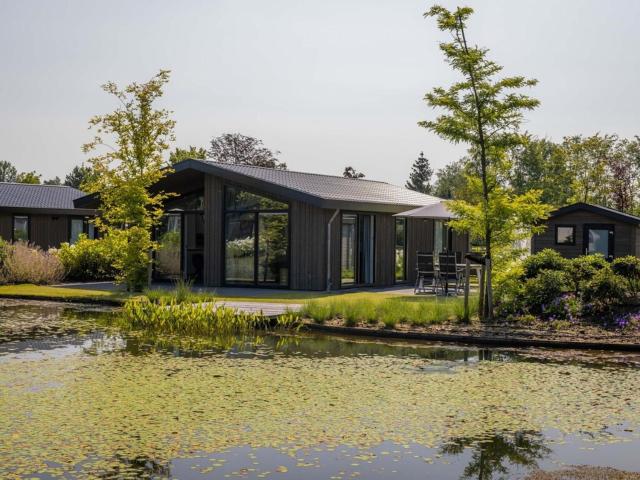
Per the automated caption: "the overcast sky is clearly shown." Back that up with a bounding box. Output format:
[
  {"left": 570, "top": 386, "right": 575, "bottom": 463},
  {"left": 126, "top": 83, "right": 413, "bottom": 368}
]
[{"left": 1, "top": 0, "right": 639, "bottom": 186}]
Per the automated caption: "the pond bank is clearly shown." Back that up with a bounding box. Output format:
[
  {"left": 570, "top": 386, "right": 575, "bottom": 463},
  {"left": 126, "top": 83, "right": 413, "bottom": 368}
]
[{"left": 303, "top": 320, "right": 640, "bottom": 351}]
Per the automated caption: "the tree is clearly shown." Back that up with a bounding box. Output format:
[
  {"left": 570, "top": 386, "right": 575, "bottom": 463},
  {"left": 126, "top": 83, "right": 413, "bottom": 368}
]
[
  {"left": 607, "top": 136, "right": 639, "bottom": 213},
  {"left": 343, "top": 166, "right": 365, "bottom": 179},
  {"left": 563, "top": 134, "right": 614, "bottom": 207},
  {"left": 0, "top": 161, "right": 17, "bottom": 182},
  {"left": 83, "top": 70, "right": 176, "bottom": 291},
  {"left": 168, "top": 145, "right": 207, "bottom": 164},
  {"left": 405, "top": 152, "right": 434, "bottom": 193},
  {"left": 44, "top": 176, "right": 62, "bottom": 185},
  {"left": 433, "top": 159, "right": 469, "bottom": 200},
  {"left": 16, "top": 171, "right": 41, "bottom": 184},
  {"left": 421, "top": 5, "right": 546, "bottom": 319},
  {"left": 208, "top": 133, "right": 286, "bottom": 169},
  {"left": 65, "top": 165, "right": 97, "bottom": 190},
  {"left": 507, "top": 135, "right": 573, "bottom": 207}
]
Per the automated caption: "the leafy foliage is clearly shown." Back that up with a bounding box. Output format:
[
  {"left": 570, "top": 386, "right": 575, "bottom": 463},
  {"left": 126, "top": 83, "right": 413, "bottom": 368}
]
[
  {"left": 342, "top": 166, "right": 365, "bottom": 178},
  {"left": 64, "top": 164, "right": 97, "bottom": 189},
  {"left": 15, "top": 170, "right": 41, "bottom": 184},
  {"left": 0, "top": 160, "right": 17, "bottom": 182},
  {"left": 208, "top": 133, "right": 286, "bottom": 169},
  {"left": 612, "top": 256, "right": 640, "bottom": 296},
  {"left": 522, "top": 270, "right": 570, "bottom": 314},
  {"left": 57, "top": 235, "right": 123, "bottom": 281},
  {"left": 168, "top": 145, "right": 207, "bottom": 164},
  {"left": 521, "top": 249, "right": 569, "bottom": 280},
  {"left": 82, "top": 70, "right": 176, "bottom": 291},
  {"left": 582, "top": 269, "right": 628, "bottom": 313}
]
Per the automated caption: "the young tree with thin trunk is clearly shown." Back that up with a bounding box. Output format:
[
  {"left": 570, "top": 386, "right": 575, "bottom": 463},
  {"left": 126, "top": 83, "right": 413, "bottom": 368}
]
[
  {"left": 421, "top": 6, "right": 544, "bottom": 319},
  {"left": 83, "top": 70, "right": 175, "bottom": 291}
]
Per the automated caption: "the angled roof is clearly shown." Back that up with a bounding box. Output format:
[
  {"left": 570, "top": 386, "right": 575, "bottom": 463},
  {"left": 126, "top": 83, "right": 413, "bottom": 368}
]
[
  {"left": 0, "top": 183, "right": 95, "bottom": 214},
  {"left": 165, "top": 159, "right": 442, "bottom": 212},
  {"left": 549, "top": 202, "right": 640, "bottom": 225},
  {"left": 394, "top": 201, "right": 456, "bottom": 219}
]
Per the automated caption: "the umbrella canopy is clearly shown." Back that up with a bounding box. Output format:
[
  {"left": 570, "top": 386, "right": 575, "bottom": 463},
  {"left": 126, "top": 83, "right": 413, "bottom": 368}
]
[{"left": 394, "top": 201, "right": 456, "bottom": 219}]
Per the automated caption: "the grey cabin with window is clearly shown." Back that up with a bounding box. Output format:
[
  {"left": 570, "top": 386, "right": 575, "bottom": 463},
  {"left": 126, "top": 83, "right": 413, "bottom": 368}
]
[
  {"left": 531, "top": 202, "right": 640, "bottom": 260},
  {"left": 0, "top": 183, "right": 96, "bottom": 249},
  {"left": 76, "top": 159, "right": 470, "bottom": 290}
]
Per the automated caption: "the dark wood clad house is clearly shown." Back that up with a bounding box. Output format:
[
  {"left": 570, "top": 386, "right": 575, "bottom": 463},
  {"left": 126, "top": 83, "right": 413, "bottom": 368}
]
[
  {"left": 532, "top": 202, "right": 640, "bottom": 260},
  {"left": 0, "top": 183, "right": 96, "bottom": 249},
  {"left": 77, "top": 159, "right": 469, "bottom": 290}
]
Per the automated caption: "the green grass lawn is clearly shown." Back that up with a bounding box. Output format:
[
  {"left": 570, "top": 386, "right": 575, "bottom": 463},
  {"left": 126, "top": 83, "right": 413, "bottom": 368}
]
[{"left": 0, "top": 284, "right": 130, "bottom": 304}]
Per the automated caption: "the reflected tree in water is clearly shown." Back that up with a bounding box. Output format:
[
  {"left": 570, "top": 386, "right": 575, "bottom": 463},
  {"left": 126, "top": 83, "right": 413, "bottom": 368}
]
[{"left": 441, "top": 431, "right": 550, "bottom": 480}]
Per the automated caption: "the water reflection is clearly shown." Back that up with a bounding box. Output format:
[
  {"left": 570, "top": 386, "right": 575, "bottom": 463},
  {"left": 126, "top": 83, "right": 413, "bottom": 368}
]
[{"left": 442, "top": 431, "right": 550, "bottom": 480}]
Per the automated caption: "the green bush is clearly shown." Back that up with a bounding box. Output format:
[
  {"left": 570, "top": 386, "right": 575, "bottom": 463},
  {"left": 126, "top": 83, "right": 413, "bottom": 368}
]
[
  {"left": 611, "top": 256, "right": 640, "bottom": 296},
  {"left": 57, "top": 235, "right": 121, "bottom": 281},
  {"left": 494, "top": 260, "right": 526, "bottom": 316},
  {"left": 567, "top": 254, "right": 609, "bottom": 294},
  {"left": 0, "top": 237, "right": 8, "bottom": 266},
  {"left": 582, "top": 269, "right": 628, "bottom": 315},
  {"left": 522, "top": 269, "right": 570, "bottom": 314},
  {"left": 522, "top": 249, "right": 569, "bottom": 279}
]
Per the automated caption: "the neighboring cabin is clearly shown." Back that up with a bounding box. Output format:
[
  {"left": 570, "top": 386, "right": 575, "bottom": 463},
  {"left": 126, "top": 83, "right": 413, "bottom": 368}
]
[
  {"left": 76, "top": 159, "right": 470, "bottom": 290},
  {"left": 0, "top": 183, "right": 96, "bottom": 249},
  {"left": 532, "top": 202, "right": 640, "bottom": 260}
]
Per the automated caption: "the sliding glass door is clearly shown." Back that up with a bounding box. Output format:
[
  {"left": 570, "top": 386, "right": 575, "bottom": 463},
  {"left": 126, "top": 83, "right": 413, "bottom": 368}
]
[
  {"left": 224, "top": 187, "right": 289, "bottom": 287},
  {"left": 340, "top": 213, "right": 375, "bottom": 287}
]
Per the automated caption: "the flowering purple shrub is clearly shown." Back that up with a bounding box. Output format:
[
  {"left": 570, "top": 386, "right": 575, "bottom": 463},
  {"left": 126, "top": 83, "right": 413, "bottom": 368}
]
[
  {"left": 542, "top": 293, "right": 581, "bottom": 322},
  {"left": 611, "top": 312, "right": 640, "bottom": 331}
]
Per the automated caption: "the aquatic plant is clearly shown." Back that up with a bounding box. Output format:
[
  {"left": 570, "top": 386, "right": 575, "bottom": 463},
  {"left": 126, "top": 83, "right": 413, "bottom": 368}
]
[{"left": 120, "top": 297, "right": 298, "bottom": 336}]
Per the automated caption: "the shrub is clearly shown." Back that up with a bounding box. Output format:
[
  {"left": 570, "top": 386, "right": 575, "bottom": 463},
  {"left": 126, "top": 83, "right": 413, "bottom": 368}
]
[
  {"left": 612, "top": 256, "right": 640, "bottom": 296},
  {"left": 542, "top": 293, "right": 581, "bottom": 322},
  {"left": 567, "top": 254, "right": 609, "bottom": 294},
  {"left": 522, "top": 249, "right": 569, "bottom": 279},
  {"left": 0, "top": 242, "right": 64, "bottom": 285},
  {"left": 494, "top": 260, "right": 526, "bottom": 317},
  {"left": 522, "top": 269, "right": 570, "bottom": 314},
  {"left": 57, "top": 235, "right": 121, "bottom": 281},
  {"left": 0, "top": 237, "right": 8, "bottom": 266},
  {"left": 581, "top": 269, "right": 628, "bottom": 316}
]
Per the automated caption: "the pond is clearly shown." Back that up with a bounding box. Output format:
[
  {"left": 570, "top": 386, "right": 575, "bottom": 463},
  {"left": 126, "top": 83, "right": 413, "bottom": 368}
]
[{"left": 1, "top": 300, "right": 640, "bottom": 479}]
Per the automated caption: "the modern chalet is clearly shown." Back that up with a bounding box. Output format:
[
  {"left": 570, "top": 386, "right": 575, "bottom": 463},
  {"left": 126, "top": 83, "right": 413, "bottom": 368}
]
[
  {"left": 76, "top": 159, "right": 469, "bottom": 290},
  {"left": 532, "top": 202, "right": 640, "bottom": 260},
  {"left": 0, "top": 182, "right": 96, "bottom": 249}
]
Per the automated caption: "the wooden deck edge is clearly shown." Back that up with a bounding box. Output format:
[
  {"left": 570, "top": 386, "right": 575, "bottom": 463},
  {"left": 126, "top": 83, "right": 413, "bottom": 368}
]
[{"left": 302, "top": 322, "right": 640, "bottom": 351}]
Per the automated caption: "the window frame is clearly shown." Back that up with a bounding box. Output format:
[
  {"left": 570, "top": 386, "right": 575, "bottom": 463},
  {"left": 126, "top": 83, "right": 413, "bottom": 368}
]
[
  {"left": 339, "top": 211, "right": 376, "bottom": 288},
  {"left": 12, "top": 215, "right": 30, "bottom": 243},
  {"left": 554, "top": 224, "right": 576, "bottom": 246},
  {"left": 68, "top": 216, "right": 97, "bottom": 244},
  {"left": 394, "top": 217, "right": 407, "bottom": 283},
  {"left": 222, "top": 184, "right": 290, "bottom": 288}
]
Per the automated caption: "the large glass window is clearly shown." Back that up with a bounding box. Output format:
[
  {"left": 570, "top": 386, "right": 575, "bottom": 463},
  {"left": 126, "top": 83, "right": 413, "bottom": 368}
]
[
  {"left": 341, "top": 214, "right": 357, "bottom": 285},
  {"left": 224, "top": 187, "right": 289, "bottom": 286},
  {"left": 395, "top": 218, "right": 407, "bottom": 282},
  {"left": 69, "top": 217, "right": 97, "bottom": 245},
  {"left": 225, "top": 212, "right": 256, "bottom": 284},
  {"left": 155, "top": 213, "right": 182, "bottom": 280},
  {"left": 13, "top": 216, "right": 29, "bottom": 242},
  {"left": 340, "top": 213, "right": 375, "bottom": 286}
]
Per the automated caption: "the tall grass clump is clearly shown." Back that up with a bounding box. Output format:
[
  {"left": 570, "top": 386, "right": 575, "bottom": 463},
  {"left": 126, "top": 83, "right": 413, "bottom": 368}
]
[
  {"left": 121, "top": 297, "right": 299, "bottom": 336},
  {"left": 301, "top": 295, "right": 478, "bottom": 328},
  {"left": 0, "top": 241, "right": 64, "bottom": 285}
]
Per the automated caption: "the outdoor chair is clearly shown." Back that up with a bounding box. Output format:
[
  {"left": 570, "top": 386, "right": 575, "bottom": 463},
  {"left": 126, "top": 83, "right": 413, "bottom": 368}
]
[
  {"left": 415, "top": 252, "right": 438, "bottom": 294},
  {"left": 438, "top": 252, "right": 460, "bottom": 295}
]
